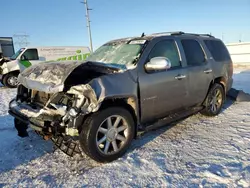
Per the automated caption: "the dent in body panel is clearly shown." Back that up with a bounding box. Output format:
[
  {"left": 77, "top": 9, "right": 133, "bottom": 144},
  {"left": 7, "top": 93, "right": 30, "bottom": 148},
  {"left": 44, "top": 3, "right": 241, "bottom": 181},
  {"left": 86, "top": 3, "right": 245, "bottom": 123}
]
[{"left": 12, "top": 66, "right": 139, "bottom": 136}]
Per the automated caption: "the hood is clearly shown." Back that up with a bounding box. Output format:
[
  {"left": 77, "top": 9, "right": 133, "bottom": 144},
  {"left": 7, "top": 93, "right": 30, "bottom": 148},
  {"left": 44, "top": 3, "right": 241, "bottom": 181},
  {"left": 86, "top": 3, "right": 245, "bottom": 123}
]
[{"left": 18, "top": 61, "right": 126, "bottom": 93}]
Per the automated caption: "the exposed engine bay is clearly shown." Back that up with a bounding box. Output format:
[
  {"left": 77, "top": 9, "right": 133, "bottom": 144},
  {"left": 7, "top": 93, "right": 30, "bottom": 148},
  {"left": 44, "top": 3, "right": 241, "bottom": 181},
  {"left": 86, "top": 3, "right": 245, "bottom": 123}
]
[{"left": 9, "top": 61, "right": 126, "bottom": 138}]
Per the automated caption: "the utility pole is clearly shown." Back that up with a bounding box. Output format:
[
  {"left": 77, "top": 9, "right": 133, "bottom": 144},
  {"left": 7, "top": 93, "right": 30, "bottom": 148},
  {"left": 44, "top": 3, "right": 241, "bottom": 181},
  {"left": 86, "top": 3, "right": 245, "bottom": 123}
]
[{"left": 81, "top": 0, "right": 93, "bottom": 52}]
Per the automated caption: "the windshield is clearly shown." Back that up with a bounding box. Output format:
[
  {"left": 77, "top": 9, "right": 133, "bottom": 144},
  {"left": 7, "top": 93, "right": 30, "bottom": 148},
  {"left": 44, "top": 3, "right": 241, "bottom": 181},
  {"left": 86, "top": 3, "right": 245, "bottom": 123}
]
[
  {"left": 87, "top": 40, "right": 146, "bottom": 65},
  {"left": 10, "top": 48, "right": 25, "bottom": 60}
]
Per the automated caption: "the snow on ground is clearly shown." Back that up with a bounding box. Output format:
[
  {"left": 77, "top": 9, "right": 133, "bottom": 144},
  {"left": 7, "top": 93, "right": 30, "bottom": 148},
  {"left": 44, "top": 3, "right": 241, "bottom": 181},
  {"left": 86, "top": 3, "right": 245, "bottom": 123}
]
[
  {"left": 0, "top": 70, "right": 250, "bottom": 187},
  {"left": 233, "top": 68, "right": 250, "bottom": 94}
]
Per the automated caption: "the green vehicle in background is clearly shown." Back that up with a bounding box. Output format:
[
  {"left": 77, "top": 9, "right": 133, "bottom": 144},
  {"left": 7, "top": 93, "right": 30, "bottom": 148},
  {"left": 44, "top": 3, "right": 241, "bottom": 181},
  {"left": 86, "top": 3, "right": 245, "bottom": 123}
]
[{"left": 0, "top": 46, "right": 90, "bottom": 88}]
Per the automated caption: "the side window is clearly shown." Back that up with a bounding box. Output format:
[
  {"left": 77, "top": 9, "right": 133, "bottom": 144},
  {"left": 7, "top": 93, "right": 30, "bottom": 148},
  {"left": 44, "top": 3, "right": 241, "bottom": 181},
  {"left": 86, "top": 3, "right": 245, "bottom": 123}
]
[
  {"left": 181, "top": 39, "right": 205, "bottom": 66},
  {"left": 148, "top": 40, "right": 181, "bottom": 68},
  {"left": 204, "top": 40, "right": 231, "bottom": 62},
  {"left": 22, "top": 49, "right": 39, "bottom": 60}
]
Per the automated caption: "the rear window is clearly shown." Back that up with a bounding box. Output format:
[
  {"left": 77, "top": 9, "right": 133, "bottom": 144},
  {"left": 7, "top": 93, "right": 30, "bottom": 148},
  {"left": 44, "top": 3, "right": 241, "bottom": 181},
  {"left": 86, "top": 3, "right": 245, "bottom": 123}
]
[
  {"left": 181, "top": 39, "right": 205, "bottom": 66},
  {"left": 204, "top": 40, "right": 231, "bottom": 62}
]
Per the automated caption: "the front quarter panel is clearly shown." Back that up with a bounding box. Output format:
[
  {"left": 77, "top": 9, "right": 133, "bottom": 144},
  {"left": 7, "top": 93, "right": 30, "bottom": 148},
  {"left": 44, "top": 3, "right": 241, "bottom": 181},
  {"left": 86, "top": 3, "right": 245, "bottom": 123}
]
[{"left": 88, "top": 70, "right": 138, "bottom": 105}]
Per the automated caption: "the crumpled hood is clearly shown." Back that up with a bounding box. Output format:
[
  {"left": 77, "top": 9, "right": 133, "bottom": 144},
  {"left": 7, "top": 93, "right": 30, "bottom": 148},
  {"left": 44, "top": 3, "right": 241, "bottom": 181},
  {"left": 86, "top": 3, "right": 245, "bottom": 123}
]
[{"left": 18, "top": 61, "right": 126, "bottom": 93}]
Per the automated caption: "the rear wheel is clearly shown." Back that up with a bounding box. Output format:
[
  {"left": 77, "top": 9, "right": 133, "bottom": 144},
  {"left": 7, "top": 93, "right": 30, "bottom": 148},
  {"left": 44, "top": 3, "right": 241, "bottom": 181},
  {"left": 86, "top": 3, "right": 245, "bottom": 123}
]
[
  {"left": 201, "top": 83, "right": 225, "bottom": 116},
  {"left": 79, "top": 107, "right": 135, "bottom": 162},
  {"left": 3, "top": 72, "right": 19, "bottom": 88}
]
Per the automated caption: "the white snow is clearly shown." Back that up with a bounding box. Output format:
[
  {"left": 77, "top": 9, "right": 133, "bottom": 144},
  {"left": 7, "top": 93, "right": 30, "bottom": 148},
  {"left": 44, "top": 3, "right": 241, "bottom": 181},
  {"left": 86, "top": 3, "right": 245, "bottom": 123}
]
[{"left": 0, "top": 69, "right": 250, "bottom": 187}]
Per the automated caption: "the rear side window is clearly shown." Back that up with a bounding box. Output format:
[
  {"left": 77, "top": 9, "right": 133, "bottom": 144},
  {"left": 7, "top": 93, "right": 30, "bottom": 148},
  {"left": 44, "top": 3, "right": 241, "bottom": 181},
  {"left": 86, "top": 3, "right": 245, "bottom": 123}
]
[
  {"left": 148, "top": 40, "right": 181, "bottom": 68},
  {"left": 22, "top": 49, "right": 39, "bottom": 60},
  {"left": 204, "top": 40, "right": 231, "bottom": 62},
  {"left": 181, "top": 39, "right": 205, "bottom": 66}
]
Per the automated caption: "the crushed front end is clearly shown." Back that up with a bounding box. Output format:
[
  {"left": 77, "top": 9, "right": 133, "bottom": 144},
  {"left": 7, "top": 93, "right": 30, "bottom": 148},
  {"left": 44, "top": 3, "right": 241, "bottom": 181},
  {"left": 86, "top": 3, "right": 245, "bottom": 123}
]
[{"left": 9, "top": 84, "right": 99, "bottom": 156}]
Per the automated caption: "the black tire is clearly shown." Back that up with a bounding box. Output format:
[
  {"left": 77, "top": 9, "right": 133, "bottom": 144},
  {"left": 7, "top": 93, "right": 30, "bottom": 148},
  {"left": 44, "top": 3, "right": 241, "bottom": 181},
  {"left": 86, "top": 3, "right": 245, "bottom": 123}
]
[
  {"left": 79, "top": 107, "right": 135, "bottom": 163},
  {"left": 201, "top": 83, "right": 225, "bottom": 116},
  {"left": 2, "top": 72, "right": 19, "bottom": 88}
]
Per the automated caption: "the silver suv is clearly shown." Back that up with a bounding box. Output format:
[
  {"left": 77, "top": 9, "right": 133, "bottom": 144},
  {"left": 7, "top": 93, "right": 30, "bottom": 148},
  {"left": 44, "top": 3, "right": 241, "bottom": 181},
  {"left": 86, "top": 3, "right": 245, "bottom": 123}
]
[{"left": 9, "top": 31, "right": 233, "bottom": 162}]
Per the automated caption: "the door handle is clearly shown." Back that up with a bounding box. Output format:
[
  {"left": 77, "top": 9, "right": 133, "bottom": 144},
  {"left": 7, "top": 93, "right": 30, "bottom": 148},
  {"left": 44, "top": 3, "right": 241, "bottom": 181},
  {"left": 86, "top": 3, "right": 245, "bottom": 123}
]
[
  {"left": 204, "top": 69, "right": 212, "bottom": 74},
  {"left": 175, "top": 74, "right": 186, "bottom": 80}
]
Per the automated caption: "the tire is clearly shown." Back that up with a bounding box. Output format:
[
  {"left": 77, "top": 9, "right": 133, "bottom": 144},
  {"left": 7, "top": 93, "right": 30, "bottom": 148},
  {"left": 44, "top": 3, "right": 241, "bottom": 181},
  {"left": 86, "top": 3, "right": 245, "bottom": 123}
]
[
  {"left": 2, "top": 72, "right": 19, "bottom": 88},
  {"left": 79, "top": 107, "right": 135, "bottom": 163},
  {"left": 201, "top": 83, "right": 225, "bottom": 116}
]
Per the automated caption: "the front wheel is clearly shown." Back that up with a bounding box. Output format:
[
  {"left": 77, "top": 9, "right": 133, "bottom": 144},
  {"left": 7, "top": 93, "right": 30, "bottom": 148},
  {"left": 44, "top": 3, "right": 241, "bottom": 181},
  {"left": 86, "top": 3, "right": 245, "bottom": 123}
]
[
  {"left": 2, "top": 73, "right": 19, "bottom": 88},
  {"left": 201, "top": 83, "right": 225, "bottom": 116},
  {"left": 79, "top": 107, "right": 135, "bottom": 163}
]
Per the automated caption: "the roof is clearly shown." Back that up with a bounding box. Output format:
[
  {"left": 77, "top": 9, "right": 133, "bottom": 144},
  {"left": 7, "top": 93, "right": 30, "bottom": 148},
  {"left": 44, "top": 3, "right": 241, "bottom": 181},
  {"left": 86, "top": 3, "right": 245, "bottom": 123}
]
[{"left": 107, "top": 31, "right": 216, "bottom": 44}]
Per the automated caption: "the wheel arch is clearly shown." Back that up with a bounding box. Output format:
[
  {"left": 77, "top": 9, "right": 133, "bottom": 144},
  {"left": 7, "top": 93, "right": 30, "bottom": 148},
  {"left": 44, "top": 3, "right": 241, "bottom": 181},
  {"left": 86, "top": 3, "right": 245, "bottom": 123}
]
[
  {"left": 3, "top": 70, "right": 20, "bottom": 77},
  {"left": 203, "top": 77, "right": 226, "bottom": 105},
  {"left": 98, "top": 97, "right": 139, "bottom": 138}
]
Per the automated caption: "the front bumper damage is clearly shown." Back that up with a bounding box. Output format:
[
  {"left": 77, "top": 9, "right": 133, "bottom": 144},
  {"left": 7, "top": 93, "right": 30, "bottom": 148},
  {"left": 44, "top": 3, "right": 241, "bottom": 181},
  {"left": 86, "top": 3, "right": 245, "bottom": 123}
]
[
  {"left": 8, "top": 61, "right": 137, "bottom": 157},
  {"left": 8, "top": 84, "right": 102, "bottom": 157},
  {"left": 9, "top": 84, "right": 101, "bottom": 138}
]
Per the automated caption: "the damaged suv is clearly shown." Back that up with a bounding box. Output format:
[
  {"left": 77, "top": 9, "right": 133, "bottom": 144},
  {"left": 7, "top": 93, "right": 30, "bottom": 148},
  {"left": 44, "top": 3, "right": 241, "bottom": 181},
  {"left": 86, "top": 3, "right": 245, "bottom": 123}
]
[{"left": 9, "top": 32, "right": 233, "bottom": 162}]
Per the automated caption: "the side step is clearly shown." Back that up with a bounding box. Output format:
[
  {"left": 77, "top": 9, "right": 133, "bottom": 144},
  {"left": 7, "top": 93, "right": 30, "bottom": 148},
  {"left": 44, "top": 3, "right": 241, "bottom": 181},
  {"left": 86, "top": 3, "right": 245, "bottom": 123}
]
[{"left": 143, "top": 107, "right": 203, "bottom": 132}]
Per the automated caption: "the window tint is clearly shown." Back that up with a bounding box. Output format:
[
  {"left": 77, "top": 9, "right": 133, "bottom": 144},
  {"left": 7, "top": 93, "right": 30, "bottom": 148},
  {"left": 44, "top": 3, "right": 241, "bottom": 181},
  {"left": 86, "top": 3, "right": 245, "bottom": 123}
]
[
  {"left": 181, "top": 39, "right": 205, "bottom": 66},
  {"left": 204, "top": 40, "right": 231, "bottom": 62},
  {"left": 22, "top": 49, "right": 39, "bottom": 60},
  {"left": 148, "top": 40, "right": 180, "bottom": 67}
]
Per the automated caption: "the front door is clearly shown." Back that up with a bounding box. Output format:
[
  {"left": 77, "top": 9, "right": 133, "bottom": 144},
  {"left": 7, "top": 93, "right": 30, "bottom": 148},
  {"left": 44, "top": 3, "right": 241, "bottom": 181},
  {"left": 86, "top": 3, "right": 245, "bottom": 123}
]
[
  {"left": 19, "top": 48, "right": 41, "bottom": 71},
  {"left": 139, "top": 39, "right": 189, "bottom": 124}
]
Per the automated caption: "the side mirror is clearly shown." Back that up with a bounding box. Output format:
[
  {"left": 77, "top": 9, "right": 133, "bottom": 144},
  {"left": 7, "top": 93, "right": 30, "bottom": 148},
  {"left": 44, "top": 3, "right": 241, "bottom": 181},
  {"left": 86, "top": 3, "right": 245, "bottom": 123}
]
[
  {"left": 145, "top": 57, "right": 171, "bottom": 72},
  {"left": 20, "top": 55, "right": 27, "bottom": 61}
]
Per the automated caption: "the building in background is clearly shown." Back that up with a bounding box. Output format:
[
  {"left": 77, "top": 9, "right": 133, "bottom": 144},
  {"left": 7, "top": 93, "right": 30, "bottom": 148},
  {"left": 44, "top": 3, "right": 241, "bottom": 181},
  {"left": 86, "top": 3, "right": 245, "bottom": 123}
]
[
  {"left": 0, "top": 37, "right": 15, "bottom": 58},
  {"left": 226, "top": 42, "right": 250, "bottom": 65}
]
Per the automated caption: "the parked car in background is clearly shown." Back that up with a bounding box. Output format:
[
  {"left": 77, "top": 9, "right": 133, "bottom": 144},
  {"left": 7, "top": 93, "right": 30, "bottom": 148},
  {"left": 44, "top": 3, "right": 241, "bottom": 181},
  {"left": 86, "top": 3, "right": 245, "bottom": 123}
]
[
  {"left": 0, "top": 46, "right": 90, "bottom": 88},
  {"left": 9, "top": 31, "right": 233, "bottom": 162}
]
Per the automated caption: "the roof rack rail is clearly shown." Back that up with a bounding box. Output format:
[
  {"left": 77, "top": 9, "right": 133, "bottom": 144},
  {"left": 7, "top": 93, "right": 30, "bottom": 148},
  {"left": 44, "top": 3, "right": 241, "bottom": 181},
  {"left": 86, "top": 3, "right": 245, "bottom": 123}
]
[
  {"left": 150, "top": 31, "right": 184, "bottom": 36},
  {"left": 149, "top": 31, "right": 214, "bottom": 38},
  {"left": 171, "top": 32, "right": 214, "bottom": 38}
]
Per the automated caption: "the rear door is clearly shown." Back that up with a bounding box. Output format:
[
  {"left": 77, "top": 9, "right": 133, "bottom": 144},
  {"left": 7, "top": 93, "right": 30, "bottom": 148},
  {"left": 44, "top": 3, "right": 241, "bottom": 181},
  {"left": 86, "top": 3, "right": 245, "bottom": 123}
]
[
  {"left": 139, "top": 38, "right": 189, "bottom": 123},
  {"left": 179, "top": 38, "right": 213, "bottom": 106}
]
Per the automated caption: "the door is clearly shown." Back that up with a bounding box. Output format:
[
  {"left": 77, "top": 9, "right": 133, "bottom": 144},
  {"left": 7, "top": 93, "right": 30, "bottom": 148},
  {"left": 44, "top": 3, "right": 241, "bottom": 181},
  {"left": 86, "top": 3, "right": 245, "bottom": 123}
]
[
  {"left": 180, "top": 39, "right": 213, "bottom": 106},
  {"left": 139, "top": 39, "right": 189, "bottom": 123},
  {"left": 19, "top": 48, "right": 41, "bottom": 71}
]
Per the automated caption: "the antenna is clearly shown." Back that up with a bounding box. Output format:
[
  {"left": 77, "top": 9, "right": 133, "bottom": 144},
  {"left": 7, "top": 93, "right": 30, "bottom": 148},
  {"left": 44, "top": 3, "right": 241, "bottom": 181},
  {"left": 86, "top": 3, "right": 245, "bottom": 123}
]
[{"left": 81, "top": 0, "right": 93, "bottom": 52}]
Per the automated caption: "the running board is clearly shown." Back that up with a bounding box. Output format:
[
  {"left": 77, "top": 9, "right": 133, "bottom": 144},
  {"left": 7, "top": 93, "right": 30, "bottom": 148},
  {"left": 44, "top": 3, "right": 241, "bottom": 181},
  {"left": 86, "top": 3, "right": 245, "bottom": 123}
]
[{"left": 143, "top": 107, "right": 203, "bottom": 132}]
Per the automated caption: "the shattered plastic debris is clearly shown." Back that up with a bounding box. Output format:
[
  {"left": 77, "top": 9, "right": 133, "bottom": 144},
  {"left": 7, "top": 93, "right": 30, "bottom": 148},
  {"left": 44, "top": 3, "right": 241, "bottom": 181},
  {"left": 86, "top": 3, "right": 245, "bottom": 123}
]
[{"left": 67, "top": 84, "right": 100, "bottom": 113}]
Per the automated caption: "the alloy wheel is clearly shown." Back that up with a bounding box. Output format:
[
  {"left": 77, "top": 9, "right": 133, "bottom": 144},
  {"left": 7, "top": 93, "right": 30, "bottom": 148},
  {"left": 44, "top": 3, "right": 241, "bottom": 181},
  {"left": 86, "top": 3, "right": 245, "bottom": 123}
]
[
  {"left": 96, "top": 115, "right": 129, "bottom": 155},
  {"left": 210, "top": 88, "right": 223, "bottom": 113}
]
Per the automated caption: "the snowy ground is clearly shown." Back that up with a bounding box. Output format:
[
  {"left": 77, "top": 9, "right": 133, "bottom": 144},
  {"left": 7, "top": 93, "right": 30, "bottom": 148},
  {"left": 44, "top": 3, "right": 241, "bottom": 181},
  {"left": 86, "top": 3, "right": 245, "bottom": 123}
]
[{"left": 0, "top": 69, "right": 250, "bottom": 187}]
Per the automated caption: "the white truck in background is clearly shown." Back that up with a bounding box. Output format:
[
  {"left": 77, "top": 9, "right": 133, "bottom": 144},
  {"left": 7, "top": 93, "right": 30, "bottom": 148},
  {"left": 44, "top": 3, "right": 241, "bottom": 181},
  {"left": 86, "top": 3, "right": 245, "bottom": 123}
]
[{"left": 0, "top": 46, "right": 90, "bottom": 88}]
